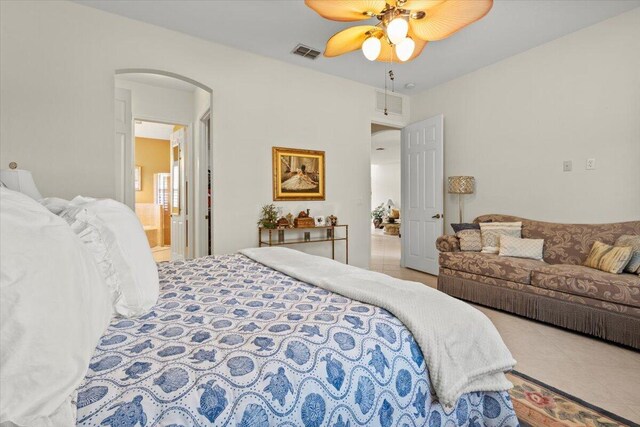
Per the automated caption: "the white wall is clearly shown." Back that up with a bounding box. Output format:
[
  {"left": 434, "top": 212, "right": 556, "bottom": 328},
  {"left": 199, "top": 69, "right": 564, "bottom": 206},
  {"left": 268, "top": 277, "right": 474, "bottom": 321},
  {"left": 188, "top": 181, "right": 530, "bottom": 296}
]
[
  {"left": 0, "top": 1, "right": 375, "bottom": 268},
  {"left": 371, "top": 163, "right": 401, "bottom": 211},
  {"left": 115, "top": 78, "right": 195, "bottom": 125},
  {"left": 410, "top": 8, "right": 640, "bottom": 230}
]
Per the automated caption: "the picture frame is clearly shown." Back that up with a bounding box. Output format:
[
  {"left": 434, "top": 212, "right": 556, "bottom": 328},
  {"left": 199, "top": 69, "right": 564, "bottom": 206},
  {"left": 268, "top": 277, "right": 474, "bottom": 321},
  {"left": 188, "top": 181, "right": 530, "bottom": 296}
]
[
  {"left": 314, "top": 216, "right": 326, "bottom": 227},
  {"left": 134, "top": 165, "right": 142, "bottom": 191},
  {"left": 272, "top": 147, "right": 325, "bottom": 201}
]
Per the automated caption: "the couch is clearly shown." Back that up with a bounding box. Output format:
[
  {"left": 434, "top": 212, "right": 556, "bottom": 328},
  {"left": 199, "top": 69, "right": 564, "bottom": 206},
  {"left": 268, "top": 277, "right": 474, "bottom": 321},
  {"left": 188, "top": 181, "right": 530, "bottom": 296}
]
[{"left": 436, "top": 214, "right": 640, "bottom": 349}]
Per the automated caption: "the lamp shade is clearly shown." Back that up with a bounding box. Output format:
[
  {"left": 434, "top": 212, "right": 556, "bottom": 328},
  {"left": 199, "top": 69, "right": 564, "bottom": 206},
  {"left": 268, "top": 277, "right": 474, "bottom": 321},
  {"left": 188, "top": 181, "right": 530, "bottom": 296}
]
[
  {"left": 0, "top": 169, "right": 43, "bottom": 200},
  {"left": 448, "top": 176, "right": 475, "bottom": 194}
]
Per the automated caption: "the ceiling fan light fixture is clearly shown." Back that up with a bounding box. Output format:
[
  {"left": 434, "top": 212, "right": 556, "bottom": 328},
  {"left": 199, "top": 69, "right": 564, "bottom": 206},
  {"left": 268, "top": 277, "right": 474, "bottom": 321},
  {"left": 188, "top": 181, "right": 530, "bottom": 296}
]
[
  {"left": 395, "top": 37, "right": 415, "bottom": 61},
  {"left": 386, "top": 17, "right": 409, "bottom": 45},
  {"left": 362, "top": 36, "right": 382, "bottom": 61}
]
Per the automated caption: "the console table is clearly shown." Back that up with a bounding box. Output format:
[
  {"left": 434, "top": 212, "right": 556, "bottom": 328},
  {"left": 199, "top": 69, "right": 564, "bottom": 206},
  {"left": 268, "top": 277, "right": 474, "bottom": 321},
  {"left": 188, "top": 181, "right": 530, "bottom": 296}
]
[{"left": 258, "top": 225, "right": 349, "bottom": 264}]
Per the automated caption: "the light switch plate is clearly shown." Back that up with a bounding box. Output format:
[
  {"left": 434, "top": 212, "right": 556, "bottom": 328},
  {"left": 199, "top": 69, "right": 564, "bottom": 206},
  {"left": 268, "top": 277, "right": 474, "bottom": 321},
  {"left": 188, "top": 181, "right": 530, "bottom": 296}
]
[
  {"left": 586, "top": 158, "right": 596, "bottom": 170},
  {"left": 563, "top": 160, "right": 572, "bottom": 172}
]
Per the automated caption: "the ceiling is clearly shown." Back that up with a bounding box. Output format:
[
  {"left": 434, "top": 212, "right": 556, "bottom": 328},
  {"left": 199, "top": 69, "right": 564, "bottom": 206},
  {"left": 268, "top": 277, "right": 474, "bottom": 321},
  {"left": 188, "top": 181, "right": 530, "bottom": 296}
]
[
  {"left": 371, "top": 130, "right": 401, "bottom": 165},
  {"left": 78, "top": 0, "right": 640, "bottom": 94},
  {"left": 135, "top": 121, "right": 175, "bottom": 140}
]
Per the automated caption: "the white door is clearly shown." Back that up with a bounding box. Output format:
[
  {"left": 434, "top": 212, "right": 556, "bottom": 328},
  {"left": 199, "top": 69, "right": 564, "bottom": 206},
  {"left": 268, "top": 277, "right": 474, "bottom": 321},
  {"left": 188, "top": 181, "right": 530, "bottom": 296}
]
[
  {"left": 401, "top": 115, "right": 444, "bottom": 275},
  {"left": 114, "top": 88, "right": 133, "bottom": 208},
  {"left": 170, "top": 127, "right": 187, "bottom": 260}
]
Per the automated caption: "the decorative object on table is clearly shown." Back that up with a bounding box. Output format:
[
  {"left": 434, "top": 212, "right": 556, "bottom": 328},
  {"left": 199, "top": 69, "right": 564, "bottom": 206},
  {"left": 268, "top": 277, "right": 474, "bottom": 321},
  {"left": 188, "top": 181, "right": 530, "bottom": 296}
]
[
  {"left": 272, "top": 147, "right": 325, "bottom": 201},
  {"left": 371, "top": 203, "right": 387, "bottom": 229},
  {"left": 286, "top": 212, "right": 294, "bottom": 227},
  {"left": 327, "top": 215, "right": 338, "bottom": 226},
  {"left": 314, "top": 216, "right": 326, "bottom": 227},
  {"left": 134, "top": 165, "right": 142, "bottom": 191},
  {"left": 276, "top": 217, "right": 290, "bottom": 229},
  {"left": 0, "top": 163, "right": 43, "bottom": 200},
  {"left": 507, "top": 370, "right": 637, "bottom": 427},
  {"left": 304, "top": 232, "right": 311, "bottom": 242},
  {"left": 383, "top": 222, "right": 401, "bottom": 236},
  {"left": 294, "top": 210, "right": 315, "bottom": 228},
  {"left": 257, "top": 203, "right": 279, "bottom": 229},
  {"left": 448, "top": 176, "right": 475, "bottom": 223}
]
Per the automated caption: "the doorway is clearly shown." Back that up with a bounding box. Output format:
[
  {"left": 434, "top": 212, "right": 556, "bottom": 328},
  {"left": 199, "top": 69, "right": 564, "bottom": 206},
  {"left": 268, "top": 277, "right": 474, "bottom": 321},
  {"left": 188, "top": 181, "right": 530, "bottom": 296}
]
[
  {"left": 114, "top": 70, "right": 213, "bottom": 261},
  {"left": 370, "top": 123, "right": 402, "bottom": 273},
  {"left": 133, "top": 120, "right": 185, "bottom": 262}
]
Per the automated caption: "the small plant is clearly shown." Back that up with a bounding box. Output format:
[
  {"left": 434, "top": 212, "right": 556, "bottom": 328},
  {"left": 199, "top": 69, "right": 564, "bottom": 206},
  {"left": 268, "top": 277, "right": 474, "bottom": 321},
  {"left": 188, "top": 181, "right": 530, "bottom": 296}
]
[
  {"left": 371, "top": 203, "right": 388, "bottom": 229},
  {"left": 258, "top": 203, "right": 279, "bottom": 229},
  {"left": 371, "top": 203, "right": 387, "bottom": 221}
]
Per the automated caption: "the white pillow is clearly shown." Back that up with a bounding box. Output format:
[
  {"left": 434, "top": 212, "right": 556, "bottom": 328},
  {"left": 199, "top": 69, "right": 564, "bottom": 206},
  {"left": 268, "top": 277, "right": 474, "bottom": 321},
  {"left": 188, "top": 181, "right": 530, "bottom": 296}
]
[
  {"left": 60, "top": 196, "right": 159, "bottom": 317},
  {"left": 0, "top": 188, "right": 112, "bottom": 426},
  {"left": 40, "top": 196, "right": 70, "bottom": 215},
  {"left": 499, "top": 235, "right": 544, "bottom": 260}
]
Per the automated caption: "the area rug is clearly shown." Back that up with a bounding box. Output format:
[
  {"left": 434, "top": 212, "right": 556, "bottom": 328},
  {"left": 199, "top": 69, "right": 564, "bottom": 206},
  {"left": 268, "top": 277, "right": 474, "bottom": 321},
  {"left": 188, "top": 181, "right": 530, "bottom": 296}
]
[{"left": 507, "top": 371, "right": 638, "bottom": 427}]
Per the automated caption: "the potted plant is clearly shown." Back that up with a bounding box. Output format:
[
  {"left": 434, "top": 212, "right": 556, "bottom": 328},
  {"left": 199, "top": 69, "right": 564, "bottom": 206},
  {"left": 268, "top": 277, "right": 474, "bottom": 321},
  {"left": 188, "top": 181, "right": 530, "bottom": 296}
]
[
  {"left": 371, "top": 203, "right": 387, "bottom": 229},
  {"left": 257, "top": 204, "right": 279, "bottom": 229}
]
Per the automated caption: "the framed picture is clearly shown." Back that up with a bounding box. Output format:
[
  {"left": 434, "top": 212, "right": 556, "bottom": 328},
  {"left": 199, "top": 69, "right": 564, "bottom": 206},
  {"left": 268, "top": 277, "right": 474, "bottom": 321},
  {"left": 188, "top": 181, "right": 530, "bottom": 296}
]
[
  {"left": 134, "top": 166, "right": 142, "bottom": 191},
  {"left": 314, "top": 216, "right": 326, "bottom": 227},
  {"left": 273, "top": 147, "right": 325, "bottom": 201}
]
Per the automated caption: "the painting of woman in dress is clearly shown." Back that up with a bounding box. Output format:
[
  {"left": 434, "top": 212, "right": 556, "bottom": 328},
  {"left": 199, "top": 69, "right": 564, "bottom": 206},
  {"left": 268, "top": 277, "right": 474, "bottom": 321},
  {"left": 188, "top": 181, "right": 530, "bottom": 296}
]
[{"left": 273, "top": 147, "right": 325, "bottom": 200}]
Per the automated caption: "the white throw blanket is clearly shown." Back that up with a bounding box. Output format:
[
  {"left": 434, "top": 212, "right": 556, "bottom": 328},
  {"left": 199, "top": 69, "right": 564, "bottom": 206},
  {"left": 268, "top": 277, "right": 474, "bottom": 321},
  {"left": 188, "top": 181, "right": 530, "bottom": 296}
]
[{"left": 240, "top": 247, "right": 516, "bottom": 407}]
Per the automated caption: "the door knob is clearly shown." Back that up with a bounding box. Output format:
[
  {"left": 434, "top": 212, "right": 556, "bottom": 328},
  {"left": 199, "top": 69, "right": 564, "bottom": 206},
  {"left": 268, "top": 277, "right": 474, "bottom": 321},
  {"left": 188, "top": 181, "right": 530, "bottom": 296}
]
[{"left": 431, "top": 214, "right": 441, "bottom": 219}]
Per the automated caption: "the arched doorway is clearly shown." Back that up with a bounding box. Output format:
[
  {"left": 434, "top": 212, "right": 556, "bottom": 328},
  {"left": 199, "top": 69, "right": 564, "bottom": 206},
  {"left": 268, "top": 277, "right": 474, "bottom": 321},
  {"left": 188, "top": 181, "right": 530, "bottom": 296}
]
[{"left": 114, "top": 69, "right": 213, "bottom": 260}]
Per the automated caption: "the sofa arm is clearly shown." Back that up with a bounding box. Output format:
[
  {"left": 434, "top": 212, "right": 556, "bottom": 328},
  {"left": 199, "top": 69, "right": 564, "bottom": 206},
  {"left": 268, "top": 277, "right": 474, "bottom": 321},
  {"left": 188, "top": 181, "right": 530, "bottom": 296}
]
[{"left": 436, "top": 235, "right": 460, "bottom": 252}]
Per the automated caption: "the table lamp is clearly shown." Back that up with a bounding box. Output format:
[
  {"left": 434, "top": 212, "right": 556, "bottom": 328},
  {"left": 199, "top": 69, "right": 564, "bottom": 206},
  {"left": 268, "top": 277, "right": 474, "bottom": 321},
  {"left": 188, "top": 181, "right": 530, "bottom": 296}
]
[{"left": 448, "top": 176, "right": 474, "bottom": 223}]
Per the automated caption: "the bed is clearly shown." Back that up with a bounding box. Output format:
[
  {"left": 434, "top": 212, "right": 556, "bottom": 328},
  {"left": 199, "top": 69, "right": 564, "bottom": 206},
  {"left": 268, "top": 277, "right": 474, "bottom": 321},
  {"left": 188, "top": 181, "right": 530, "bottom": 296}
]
[
  {"left": 0, "top": 188, "right": 517, "bottom": 427},
  {"left": 76, "top": 254, "right": 518, "bottom": 427}
]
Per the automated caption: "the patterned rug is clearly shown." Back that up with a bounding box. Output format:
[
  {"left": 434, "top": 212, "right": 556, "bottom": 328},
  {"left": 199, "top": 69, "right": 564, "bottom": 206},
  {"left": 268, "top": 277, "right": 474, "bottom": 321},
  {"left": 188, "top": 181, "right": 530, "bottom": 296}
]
[{"left": 507, "top": 371, "right": 638, "bottom": 427}]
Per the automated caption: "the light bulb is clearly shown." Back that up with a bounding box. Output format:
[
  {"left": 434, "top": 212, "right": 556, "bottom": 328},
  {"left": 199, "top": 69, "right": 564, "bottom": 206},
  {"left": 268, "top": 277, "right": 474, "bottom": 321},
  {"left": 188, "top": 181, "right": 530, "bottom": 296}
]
[
  {"left": 386, "top": 17, "right": 408, "bottom": 45},
  {"left": 395, "top": 37, "right": 415, "bottom": 62},
  {"left": 362, "top": 36, "right": 381, "bottom": 61}
]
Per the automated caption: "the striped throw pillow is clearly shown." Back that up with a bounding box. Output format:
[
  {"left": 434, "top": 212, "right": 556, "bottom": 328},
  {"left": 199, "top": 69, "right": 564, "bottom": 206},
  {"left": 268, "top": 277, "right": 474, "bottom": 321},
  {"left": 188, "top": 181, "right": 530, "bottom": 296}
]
[
  {"left": 479, "top": 222, "right": 522, "bottom": 254},
  {"left": 584, "top": 241, "right": 634, "bottom": 274},
  {"left": 615, "top": 235, "right": 640, "bottom": 274}
]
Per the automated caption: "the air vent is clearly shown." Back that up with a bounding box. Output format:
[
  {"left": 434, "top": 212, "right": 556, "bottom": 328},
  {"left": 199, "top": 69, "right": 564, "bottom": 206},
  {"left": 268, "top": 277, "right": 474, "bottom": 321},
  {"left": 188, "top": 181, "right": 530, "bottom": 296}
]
[
  {"left": 292, "top": 44, "right": 321, "bottom": 60},
  {"left": 376, "top": 91, "right": 403, "bottom": 115}
]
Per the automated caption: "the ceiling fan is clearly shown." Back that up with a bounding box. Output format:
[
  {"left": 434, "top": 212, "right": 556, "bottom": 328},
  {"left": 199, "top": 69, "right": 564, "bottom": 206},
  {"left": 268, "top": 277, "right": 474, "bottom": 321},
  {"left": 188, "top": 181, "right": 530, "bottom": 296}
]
[{"left": 305, "top": 0, "right": 493, "bottom": 62}]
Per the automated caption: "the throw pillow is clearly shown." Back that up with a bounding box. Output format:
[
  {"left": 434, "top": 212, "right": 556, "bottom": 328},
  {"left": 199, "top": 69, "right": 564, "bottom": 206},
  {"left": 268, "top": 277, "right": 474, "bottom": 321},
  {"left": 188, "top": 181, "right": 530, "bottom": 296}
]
[
  {"left": 499, "top": 235, "right": 544, "bottom": 260},
  {"left": 615, "top": 235, "right": 640, "bottom": 273},
  {"left": 479, "top": 222, "right": 522, "bottom": 254},
  {"left": 584, "top": 241, "right": 634, "bottom": 274},
  {"left": 451, "top": 223, "right": 480, "bottom": 233},
  {"left": 457, "top": 229, "right": 482, "bottom": 251}
]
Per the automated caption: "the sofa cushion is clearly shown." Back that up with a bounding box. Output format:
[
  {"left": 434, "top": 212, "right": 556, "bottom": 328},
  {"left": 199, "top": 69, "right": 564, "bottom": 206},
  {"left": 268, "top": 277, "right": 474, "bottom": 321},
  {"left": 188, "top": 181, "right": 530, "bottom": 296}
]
[
  {"left": 439, "top": 252, "right": 546, "bottom": 285},
  {"left": 531, "top": 264, "right": 640, "bottom": 308}
]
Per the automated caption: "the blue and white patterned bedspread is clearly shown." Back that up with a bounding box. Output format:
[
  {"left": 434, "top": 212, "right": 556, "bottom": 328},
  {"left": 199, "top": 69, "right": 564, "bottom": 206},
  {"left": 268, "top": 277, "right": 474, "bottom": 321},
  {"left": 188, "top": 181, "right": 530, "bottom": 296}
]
[{"left": 76, "top": 254, "right": 518, "bottom": 427}]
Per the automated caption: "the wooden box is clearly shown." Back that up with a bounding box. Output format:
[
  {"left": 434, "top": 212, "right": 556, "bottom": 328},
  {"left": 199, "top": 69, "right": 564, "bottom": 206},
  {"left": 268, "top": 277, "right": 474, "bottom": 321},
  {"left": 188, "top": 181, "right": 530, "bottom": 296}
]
[{"left": 294, "top": 217, "right": 315, "bottom": 228}]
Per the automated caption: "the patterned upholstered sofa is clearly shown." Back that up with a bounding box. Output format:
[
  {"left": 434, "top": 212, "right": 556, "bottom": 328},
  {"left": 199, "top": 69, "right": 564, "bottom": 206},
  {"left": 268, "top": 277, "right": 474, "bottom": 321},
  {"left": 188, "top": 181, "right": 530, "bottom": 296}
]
[{"left": 436, "top": 215, "right": 640, "bottom": 349}]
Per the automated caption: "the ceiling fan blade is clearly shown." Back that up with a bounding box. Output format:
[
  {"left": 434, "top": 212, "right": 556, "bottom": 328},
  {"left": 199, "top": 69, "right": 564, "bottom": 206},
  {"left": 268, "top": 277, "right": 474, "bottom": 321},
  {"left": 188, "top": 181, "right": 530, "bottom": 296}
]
[
  {"left": 397, "top": 0, "right": 445, "bottom": 11},
  {"left": 376, "top": 34, "right": 427, "bottom": 63},
  {"left": 409, "top": 0, "right": 493, "bottom": 41},
  {"left": 305, "top": 0, "right": 386, "bottom": 22},
  {"left": 325, "top": 25, "right": 381, "bottom": 57}
]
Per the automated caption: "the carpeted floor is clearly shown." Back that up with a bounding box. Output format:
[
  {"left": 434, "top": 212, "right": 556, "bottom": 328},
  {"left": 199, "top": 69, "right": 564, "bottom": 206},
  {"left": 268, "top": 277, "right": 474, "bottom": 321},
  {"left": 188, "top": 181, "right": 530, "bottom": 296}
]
[{"left": 508, "top": 371, "right": 639, "bottom": 427}]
